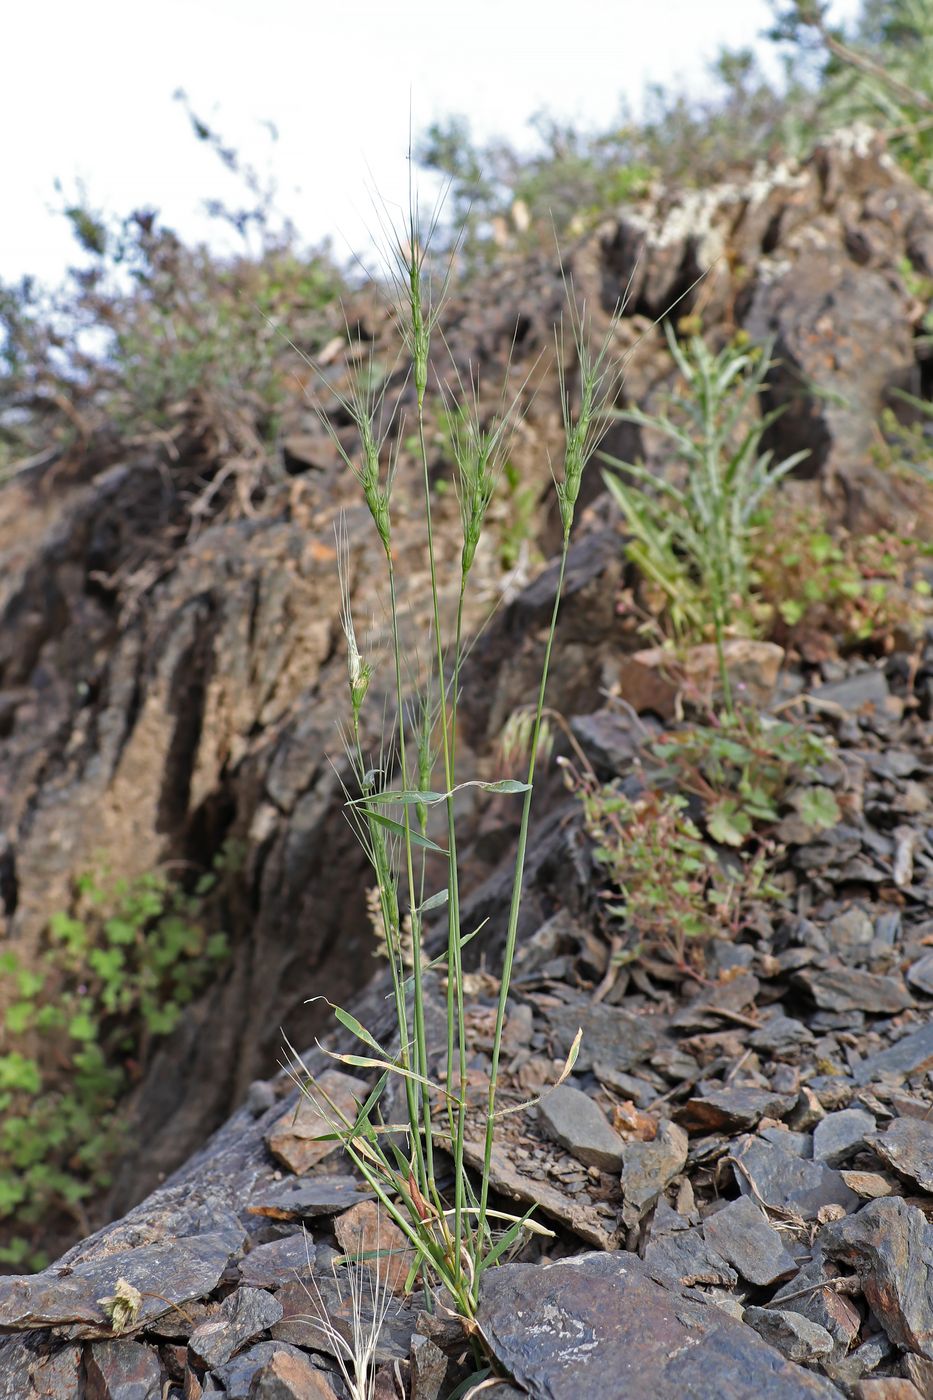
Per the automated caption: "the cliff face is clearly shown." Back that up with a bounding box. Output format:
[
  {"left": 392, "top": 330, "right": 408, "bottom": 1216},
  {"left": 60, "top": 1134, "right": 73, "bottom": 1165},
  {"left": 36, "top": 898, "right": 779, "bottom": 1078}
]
[{"left": 1, "top": 128, "right": 932, "bottom": 1229}]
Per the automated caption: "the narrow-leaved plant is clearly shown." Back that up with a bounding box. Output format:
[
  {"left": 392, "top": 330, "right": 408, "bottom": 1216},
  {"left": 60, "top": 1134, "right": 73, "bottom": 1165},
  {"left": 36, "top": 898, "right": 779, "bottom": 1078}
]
[
  {"left": 601, "top": 325, "right": 808, "bottom": 712},
  {"left": 285, "top": 191, "right": 624, "bottom": 1322}
]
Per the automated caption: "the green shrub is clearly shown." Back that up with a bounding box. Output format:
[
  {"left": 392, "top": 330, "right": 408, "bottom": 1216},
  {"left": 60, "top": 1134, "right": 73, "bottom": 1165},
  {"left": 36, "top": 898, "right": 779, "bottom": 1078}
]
[
  {"left": 0, "top": 851, "right": 236, "bottom": 1270},
  {"left": 569, "top": 710, "right": 838, "bottom": 972}
]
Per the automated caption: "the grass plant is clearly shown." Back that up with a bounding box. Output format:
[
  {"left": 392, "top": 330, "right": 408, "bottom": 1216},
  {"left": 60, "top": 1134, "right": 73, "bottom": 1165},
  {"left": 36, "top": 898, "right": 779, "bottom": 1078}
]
[
  {"left": 296, "top": 1228, "right": 395, "bottom": 1400},
  {"left": 285, "top": 193, "right": 622, "bottom": 1323},
  {"left": 601, "top": 327, "right": 808, "bottom": 711}
]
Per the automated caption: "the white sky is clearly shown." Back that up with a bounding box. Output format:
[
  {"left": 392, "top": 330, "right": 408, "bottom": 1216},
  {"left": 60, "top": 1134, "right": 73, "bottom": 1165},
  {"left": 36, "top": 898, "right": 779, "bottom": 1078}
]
[{"left": 5, "top": 0, "right": 861, "bottom": 286}]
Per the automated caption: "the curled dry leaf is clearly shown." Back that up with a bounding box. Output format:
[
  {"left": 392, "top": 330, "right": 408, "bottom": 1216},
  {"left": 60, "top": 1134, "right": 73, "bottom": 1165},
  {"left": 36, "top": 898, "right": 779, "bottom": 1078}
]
[{"left": 612, "top": 1100, "right": 658, "bottom": 1142}]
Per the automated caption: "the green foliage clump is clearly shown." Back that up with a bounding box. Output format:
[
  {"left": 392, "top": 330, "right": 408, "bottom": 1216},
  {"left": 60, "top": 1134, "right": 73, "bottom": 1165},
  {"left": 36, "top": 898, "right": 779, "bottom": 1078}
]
[
  {"left": 650, "top": 711, "right": 838, "bottom": 850},
  {"left": 575, "top": 780, "right": 767, "bottom": 969},
  {"left": 756, "top": 509, "right": 932, "bottom": 648},
  {"left": 571, "top": 711, "right": 838, "bottom": 971},
  {"left": 0, "top": 851, "right": 236, "bottom": 1271}
]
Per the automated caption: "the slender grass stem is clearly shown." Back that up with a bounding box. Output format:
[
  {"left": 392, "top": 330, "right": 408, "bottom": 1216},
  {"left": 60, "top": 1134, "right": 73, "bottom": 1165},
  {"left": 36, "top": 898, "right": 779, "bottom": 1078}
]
[
  {"left": 475, "top": 534, "right": 569, "bottom": 1292},
  {"left": 415, "top": 405, "right": 469, "bottom": 1287},
  {"left": 386, "top": 557, "right": 434, "bottom": 1199}
]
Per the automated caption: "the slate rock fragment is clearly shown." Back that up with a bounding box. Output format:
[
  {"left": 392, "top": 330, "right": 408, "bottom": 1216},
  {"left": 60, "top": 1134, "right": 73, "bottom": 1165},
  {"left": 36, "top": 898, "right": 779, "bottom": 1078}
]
[
  {"left": 537, "top": 1085, "right": 626, "bottom": 1172},
  {"left": 247, "top": 1175, "right": 375, "bottom": 1221},
  {"left": 793, "top": 969, "right": 913, "bottom": 1015},
  {"left": 188, "top": 1287, "right": 284, "bottom": 1369},
  {"left": 265, "top": 1071, "right": 371, "bottom": 1175},
  {"left": 749, "top": 1016, "right": 814, "bottom": 1060},
  {"left": 760, "top": 1125, "right": 813, "bottom": 1157},
  {"left": 410, "top": 1333, "right": 448, "bottom": 1400},
  {"left": 841, "top": 1170, "right": 899, "bottom": 1198},
  {"left": 771, "top": 1259, "right": 862, "bottom": 1357},
  {"left": 677, "top": 1087, "right": 796, "bottom": 1133},
  {"left": 904, "top": 1354, "right": 933, "bottom": 1397},
  {"left": 239, "top": 1232, "right": 314, "bottom": 1289},
  {"left": 821, "top": 1197, "right": 933, "bottom": 1360},
  {"left": 246, "top": 1348, "right": 340, "bottom": 1398},
  {"left": 0, "top": 1229, "right": 240, "bottom": 1337},
  {"left": 869, "top": 1117, "right": 933, "bottom": 1193},
  {"left": 671, "top": 973, "right": 759, "bottom": 1032},
  {"left": 813, "top": 1109, "right": 876, "bottom": 1166},
  {"left": 272, "top": 1275, "right": 413, "bottom": 1362},
  {"left": 477, "top": 1251, "right": 844, "bottom": 1398},
  {"left": 335, "top": 1198, "right": 416, "bottom": 1294},
  {"left": 620, "top": 1121, "right": 688, "bottom": 1224},
  {"left": 1, "top": 1343, "right": 84, "bottom": 1400},
  {"left": 852, "top": 1382, "right": 925, "bottom": 1399},
  {"left": 643, "top": 1226, "right": 738, "bottom": 1289},
  {"left": 854, "top": 1022, "right": 933, "bottom": 1085},
  {"left": 702, "top": 1196, "right": 798, "bottom": 1288},
  {"left": 907, "top": 953, "right": 933, "bottom": 997},
  {"left": 743, "top": 1307, "right": 835, "bottom": 1365},
  {"left": 823, "top": 1331, "right": 894, "bottom": 1388},
  {"left": 545, "top": 1003, "right": 659, "bottom": 1074},
  {"left": 732, "top": 1136, "right": 859, "bottom": 1219},
  {"left": 809, "top": 669, "right": 892, "bottom": 713},
  {"left": 86, "top": 1339, "right": 163, "bottom": 1400},
  {"left": 210, "top": 1342, "right": 311, "bottom": 1399}
]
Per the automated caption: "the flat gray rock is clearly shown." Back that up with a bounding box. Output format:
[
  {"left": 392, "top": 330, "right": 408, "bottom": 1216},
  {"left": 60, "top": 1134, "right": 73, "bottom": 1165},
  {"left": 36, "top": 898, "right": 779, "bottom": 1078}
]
[
  {"left": 212, "top": 1341, "right": 328, "bottom": 1399},
  {"left": 621, "top": 1121, "right": 688, "bottom": 1224},
  {"left": 0, "top": 1341, "right": 83, "bottom": 1400},
  {"left": 743, "top": 1307, "right": 835, "bottom": 1364},
  {"left": 246, "top": 1347, "right": 340, "bottom": 1398},
  {"left": 239, "top": 1232, "right": 315, "bottom": 1289},
  {"left": 793, "top": 968, "right": 912, "bottom": 1015},
  {"left": 85, "top": 1339, "right": 162, "bottom": 1399},
  {"left": 907, "top": 952, "right": 933, "bottom": 996},
  {"left": 644, "top": 1226, "right": 738, "bottom": 1289},
  {"left": 771, "top": 1259, "right": 861, "bottom": 1357},
  {"left": 538, "top": 1085, "right": 626, "bottom": 1172},
  {"left": 813, "top": 1109, "right": 876, "bottom": 1166},
  {"left": 477, "top": 1252, "right": 844, "bottom": 1399},
  {"left": 545, "top": 1003, "right": 660, "bottom": 1074},
  {"left": 702, "top": 1197, "right": 798, "bottom": 1288},
  {"left": 854, "top": 1022, "right": 933, "bottom": 1085},
  {"left": 677, "top": 1087, "right": 796, "bottom": 1132},
  {"left": 247, "top": 1175, "right": 376, "bottom": 1220},
  {"left": 811, "top": 669, "right": 890, "bottom": 712},
  {"left": 188, "top": 1285, "right": 283, "bottom": 1368},
  {"left": 671, "top": 974, "right": 759, "bottom": 1032},
  {"left": 0, "top": 1228, "right": 241, "bottom": 1338},
  {"left": 732, "top": 1136, "right": 859, "bottom": 1220}
]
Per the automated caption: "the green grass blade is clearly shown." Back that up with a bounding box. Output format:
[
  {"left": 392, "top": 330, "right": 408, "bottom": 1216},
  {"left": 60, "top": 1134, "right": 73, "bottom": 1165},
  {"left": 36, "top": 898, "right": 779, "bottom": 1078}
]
[{"left": 362, "top": 809, "right": 448, "bottom": 854}]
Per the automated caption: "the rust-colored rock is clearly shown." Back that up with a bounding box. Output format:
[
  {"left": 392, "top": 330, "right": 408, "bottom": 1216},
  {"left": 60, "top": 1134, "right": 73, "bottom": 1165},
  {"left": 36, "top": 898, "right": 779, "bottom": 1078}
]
[
  {"left": 265, "top": 1071, "right": 370, "bottom": 1175},
  {"left": 334, "top": 1199, "right": 415, "bottom": 1295}
]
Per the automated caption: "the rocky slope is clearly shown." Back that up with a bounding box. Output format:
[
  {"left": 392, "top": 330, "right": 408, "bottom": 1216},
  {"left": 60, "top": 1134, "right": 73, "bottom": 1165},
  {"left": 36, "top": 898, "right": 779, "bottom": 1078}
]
[{"left": 1, "top": 128, "right": 933, "bottom": 1394}]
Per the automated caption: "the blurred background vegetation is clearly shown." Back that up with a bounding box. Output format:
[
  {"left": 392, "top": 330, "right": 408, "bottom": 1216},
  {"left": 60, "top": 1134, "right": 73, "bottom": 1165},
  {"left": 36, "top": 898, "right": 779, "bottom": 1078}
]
[{"left": 3, "top": 0, "right": 932, "bottom": 491}]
